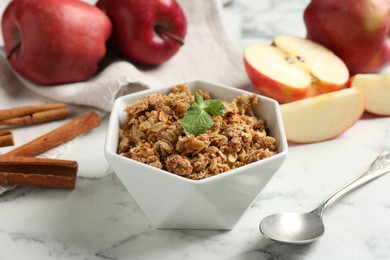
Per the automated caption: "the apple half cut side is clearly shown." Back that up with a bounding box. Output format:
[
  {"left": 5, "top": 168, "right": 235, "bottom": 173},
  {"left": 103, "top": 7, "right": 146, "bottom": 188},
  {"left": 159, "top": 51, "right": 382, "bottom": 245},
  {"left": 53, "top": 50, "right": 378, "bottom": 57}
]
[
  {"left": 280, "top": 88, "right": 365, "bottom": 143},
  {"left": 244, "top": 44, "right": 311, "bottom": 104},
  {"left": 244, "top": 35, "right": 349, "bottom": 104},
  {"left": 351, "top": 74, "right": 390, "bottom": 116}
]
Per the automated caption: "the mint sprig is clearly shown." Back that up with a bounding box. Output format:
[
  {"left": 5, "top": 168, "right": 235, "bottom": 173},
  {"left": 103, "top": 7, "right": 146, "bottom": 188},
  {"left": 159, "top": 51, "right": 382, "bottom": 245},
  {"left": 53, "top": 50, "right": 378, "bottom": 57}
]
[{"left": 182, "top": 92, "right": 225, "bottom": 136}]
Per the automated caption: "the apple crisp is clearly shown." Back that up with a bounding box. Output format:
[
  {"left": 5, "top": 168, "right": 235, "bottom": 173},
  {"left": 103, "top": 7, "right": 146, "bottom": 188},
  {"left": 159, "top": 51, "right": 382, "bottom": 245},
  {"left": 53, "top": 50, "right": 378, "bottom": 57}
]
[{"left": 117, "top": 84, "right": 277, "bottom": 180}]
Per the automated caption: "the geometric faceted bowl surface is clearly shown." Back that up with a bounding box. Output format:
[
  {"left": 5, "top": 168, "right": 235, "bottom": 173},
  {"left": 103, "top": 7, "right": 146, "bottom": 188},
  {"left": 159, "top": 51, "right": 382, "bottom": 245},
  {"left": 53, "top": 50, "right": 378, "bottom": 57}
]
[{"left": 105, "top": 79, "right": 288, "bottom": 230}]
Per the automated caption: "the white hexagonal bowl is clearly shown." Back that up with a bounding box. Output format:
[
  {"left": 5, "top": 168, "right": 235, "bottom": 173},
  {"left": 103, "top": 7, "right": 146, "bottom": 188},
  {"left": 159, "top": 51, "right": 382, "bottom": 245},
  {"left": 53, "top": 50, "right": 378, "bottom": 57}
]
[{"left": 104, "top": 79, "right": 288, "bottom": 230}]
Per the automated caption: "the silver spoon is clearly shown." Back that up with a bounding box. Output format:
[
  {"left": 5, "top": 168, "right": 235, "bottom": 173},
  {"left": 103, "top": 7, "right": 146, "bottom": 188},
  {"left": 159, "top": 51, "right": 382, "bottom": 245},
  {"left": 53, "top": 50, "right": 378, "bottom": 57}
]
[{"left": 260, "top": 150, "right": 390, "bottom": 245}]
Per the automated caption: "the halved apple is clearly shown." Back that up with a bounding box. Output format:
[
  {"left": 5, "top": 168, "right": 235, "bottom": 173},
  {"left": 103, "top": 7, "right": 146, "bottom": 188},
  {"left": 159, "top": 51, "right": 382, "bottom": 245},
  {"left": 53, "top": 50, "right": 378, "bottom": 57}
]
[
  {"left": 351, "top": 74, "right": 390, "bottom": 116},
  {"left": 244, "top": 35, "right": 349, "bottom": 103},
  {"left": 280, "top": 88, "right": 365, "bottom": 143}
]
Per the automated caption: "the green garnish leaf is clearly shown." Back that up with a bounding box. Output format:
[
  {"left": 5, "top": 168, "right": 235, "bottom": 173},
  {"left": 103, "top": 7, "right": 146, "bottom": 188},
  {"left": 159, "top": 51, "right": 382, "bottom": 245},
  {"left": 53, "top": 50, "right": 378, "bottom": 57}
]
[
  {"left": 182, "top": 92, "right": 225, "bottom": 136},
  {"left": 203, "top": 99, "right": 225, "bottom": 116},
  {"left": 182, "top": 106, "right": 214, "bottom": 136}
]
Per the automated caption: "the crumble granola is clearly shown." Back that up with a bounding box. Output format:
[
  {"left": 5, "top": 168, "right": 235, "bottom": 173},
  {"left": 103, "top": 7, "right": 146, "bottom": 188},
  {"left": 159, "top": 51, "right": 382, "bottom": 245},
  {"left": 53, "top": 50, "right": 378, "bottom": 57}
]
[{"left": 117, "top": 84, "right": 277, "bottom": 180}]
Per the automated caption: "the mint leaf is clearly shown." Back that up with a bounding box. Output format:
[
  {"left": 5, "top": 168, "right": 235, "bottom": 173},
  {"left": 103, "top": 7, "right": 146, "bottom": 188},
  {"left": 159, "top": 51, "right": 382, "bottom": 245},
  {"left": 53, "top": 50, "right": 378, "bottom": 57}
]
[
  {"left": 182, "top": 106, "right": 214, "bottom": 136},
  {"left": 194, "top": 92, "right": 205, "bottom": 106},
  {"left": 182, "top": 92, "right": 225, "bottom": 136},
  {"left": 203, "top": 99, "right": 225, "bottom": 116}
]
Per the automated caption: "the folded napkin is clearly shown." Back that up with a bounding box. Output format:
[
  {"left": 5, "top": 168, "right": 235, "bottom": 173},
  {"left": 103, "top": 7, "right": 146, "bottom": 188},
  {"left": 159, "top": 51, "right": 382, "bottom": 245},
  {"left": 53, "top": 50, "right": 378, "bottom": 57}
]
[
  {"left": 1, "top": 0, "right": 249, "bottom": 111},
  {"left": 0, "top": 0, "right": 250, "bottom": 194}
]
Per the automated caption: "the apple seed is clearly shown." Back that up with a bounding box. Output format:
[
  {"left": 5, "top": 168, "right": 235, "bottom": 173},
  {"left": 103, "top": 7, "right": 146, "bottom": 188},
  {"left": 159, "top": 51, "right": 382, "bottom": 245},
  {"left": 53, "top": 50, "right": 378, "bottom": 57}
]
[
  {"left": 296, "top": 55, "right": 305, "bottom": 63},
  {"left": 285, "top": 56, "right": 295, "bottom": 64}
]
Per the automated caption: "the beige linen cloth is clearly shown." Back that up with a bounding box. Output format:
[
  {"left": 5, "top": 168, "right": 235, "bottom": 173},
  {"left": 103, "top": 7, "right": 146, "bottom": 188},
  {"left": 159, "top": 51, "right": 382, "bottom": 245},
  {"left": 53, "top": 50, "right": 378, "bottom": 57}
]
[{"left": 0, "top": 0, "right": 250, "bottom": 194}]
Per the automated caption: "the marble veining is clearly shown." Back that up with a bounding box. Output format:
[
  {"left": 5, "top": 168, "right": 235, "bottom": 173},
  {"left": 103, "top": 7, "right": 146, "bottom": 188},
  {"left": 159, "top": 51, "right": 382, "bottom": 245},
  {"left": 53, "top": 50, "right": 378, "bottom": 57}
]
[
  {"left": 1, "top": 0, "right": 390, "bottom": 259},
  {"left": 223, "top": 0, "right": 310, "bottom": 48}
]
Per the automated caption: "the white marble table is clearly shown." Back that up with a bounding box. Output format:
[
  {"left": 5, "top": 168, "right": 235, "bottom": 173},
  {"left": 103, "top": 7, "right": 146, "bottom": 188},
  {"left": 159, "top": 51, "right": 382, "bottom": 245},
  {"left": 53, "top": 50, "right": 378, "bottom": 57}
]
[{"left": 2, "top": 0, "right": 390, "bottom": 259}]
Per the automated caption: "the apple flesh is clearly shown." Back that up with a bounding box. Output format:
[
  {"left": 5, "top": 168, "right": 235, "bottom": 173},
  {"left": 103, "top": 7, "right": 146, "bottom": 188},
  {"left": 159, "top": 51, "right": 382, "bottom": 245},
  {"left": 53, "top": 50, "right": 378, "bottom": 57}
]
[
  {"left": 304, "top": 0, "right": 390, "bottom": 75},
  {"left": 280, "top": 88, "right": 365, "bottom": 143},
  {"left": 244, "top": 35, "right": 349, "bottom": 104},
  {"left": 351, "top": 74, "right": 390, "bottom": 116},
  {"left": 1, "top": 0, "right": 112, "bottom": 85},
  {"left": 96, "top": 0, "right": 187, "bottom": 65}
]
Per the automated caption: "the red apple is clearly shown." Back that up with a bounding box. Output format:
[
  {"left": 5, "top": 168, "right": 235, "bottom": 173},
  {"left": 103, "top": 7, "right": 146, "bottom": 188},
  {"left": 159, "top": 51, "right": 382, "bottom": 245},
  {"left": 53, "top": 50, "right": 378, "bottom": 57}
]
[
  {"left": 1, "top": 0, "right": 112, "bottom": 85},
  {"left": 304, "top": 0, "right": 390, "bottom": 75},
  {"left": 96, "top": 0, "right": 187, "bottom": 65},
  {"left": 244, "top": 35, "right": 349, "bottom": 104}
]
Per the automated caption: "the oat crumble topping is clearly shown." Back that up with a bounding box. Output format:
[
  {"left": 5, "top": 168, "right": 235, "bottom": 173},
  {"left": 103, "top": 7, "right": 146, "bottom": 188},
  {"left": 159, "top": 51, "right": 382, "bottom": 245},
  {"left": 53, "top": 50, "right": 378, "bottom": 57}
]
[{"left": 117, "top": 84, "right": 277, "bottom": 180}]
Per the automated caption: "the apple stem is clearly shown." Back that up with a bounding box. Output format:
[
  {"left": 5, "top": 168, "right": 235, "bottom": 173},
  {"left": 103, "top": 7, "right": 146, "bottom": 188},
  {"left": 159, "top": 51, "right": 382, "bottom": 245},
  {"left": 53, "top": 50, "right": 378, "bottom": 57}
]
[
  {"left": 7, "top": 42, "right": 21, "bottom": 60},
  {"left": 155, "top": 26, "right": 184, "bottom": 45}
]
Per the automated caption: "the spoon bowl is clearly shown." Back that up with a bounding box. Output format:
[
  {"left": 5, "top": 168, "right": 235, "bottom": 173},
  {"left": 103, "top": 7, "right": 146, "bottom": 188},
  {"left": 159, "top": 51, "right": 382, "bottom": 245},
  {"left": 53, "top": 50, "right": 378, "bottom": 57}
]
[
  {"left": 259, "top": 151, "right": 390, "bottom": 244},
  {"left": 260, "top": 212, "right": 324, "bottom": 244}
]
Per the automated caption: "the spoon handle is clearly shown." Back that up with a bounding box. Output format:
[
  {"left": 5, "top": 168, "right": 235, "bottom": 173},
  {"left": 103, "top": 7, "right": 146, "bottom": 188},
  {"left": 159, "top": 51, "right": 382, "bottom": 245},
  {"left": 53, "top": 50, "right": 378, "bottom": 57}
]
[{"left": 312, "top": 151, "right": 390, "bottom": 217}]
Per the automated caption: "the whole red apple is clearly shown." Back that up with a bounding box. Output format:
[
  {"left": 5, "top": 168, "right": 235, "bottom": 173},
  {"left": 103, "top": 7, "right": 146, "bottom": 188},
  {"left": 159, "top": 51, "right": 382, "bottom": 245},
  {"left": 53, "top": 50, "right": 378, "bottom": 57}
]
[
  {"left": 96, "top": 0, "right": 187, "bottom": 65},
  {"left": 1, "top": 0, "right": 112, "bottom": 85},
  {"left": 304, "top": 0, "right": 390, "bottom": 75}
]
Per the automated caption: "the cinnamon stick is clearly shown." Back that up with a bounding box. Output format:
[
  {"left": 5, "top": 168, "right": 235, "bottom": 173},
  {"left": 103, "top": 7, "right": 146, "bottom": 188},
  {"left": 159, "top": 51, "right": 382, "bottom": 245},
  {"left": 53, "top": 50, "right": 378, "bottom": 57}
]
[
  {"left": 0, "top": 130, "right": 14, "bottom": 147},
  {"left": 2, "top": 112, "right": 101, "bottom": 158},
  {"left": 0, "top": 156, "right": 77, "bottom": 189},
  {"left": 0, "top": 107, "right": 69, "bottom": 126},
  {"left": 0, "top": 103, "right": 67, "bottom": 121}
]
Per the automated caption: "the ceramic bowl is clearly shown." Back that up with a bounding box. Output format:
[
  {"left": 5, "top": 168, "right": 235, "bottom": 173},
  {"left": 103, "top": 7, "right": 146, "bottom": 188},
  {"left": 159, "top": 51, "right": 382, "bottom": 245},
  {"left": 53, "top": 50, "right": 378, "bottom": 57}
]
[{"left": 104, "top": 79, "right": 288, "bottom": 230}]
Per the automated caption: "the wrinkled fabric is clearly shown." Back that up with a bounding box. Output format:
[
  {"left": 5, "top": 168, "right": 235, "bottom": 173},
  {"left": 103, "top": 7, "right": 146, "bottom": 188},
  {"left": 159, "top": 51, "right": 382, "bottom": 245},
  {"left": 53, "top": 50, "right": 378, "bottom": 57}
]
[{"left": 0, "top": 0, "right": 249, "bottom": 194}]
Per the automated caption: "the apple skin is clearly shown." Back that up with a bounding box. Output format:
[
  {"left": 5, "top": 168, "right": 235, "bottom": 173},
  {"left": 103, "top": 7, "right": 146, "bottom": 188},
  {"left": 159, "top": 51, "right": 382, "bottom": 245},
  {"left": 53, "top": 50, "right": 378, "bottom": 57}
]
[
  {"left": 304, "top": 0, "right": 390, "bottom": 75},
  {"left": 96, "top": 0, "right": 187, "bottom": 65},
  {"left": 243, "top": 35, "right": 349, "bottom": 104},
  {"left": 1, "top": 0, "right": 112, "bottom": 85},
  {"left": 243, "top": 57, "right": 310, "bottom": 103},
  {"left": 244, "top": 56, "right": 348, "bottom": 104}
]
